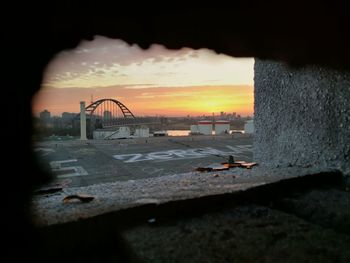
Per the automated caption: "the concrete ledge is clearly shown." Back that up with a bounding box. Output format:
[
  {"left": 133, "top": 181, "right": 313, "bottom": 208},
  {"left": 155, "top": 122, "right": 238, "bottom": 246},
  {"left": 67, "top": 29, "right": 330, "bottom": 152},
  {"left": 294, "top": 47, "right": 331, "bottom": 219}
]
[{"left": 32, "top": 167, "right": 341, "bottom": 226}]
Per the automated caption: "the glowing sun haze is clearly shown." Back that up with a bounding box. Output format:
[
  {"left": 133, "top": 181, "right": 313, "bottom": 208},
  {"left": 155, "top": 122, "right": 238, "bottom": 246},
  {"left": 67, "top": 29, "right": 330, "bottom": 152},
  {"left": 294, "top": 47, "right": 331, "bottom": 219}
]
[{"left": 34, "top": 35, "right": 254, "bottom": 116}]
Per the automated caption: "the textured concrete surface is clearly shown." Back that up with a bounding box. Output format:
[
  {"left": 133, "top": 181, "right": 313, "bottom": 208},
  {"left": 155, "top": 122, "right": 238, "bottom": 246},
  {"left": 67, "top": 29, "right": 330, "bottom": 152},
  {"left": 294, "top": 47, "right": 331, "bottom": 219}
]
[
  {"left": 32, "top": 167, "right": 335, "bottom": 226},
  {"left": 254, "top": 59, "right": 350, "bottom": 175},
  {"left": 277, "top": 189, "right": 350, "bottom": 235},
  {"left": 124, "top": 205, "right": 350, "bottom": 263}
]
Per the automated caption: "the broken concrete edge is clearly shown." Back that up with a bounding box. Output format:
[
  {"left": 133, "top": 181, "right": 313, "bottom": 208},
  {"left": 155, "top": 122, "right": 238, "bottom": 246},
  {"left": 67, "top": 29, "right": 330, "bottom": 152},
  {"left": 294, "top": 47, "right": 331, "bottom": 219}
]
[
  {"left": 31, "top": 167, "right": 344, "bottom": 227},
  {"left": 33, "top": 170, "right": 344, "bottom": 247}
]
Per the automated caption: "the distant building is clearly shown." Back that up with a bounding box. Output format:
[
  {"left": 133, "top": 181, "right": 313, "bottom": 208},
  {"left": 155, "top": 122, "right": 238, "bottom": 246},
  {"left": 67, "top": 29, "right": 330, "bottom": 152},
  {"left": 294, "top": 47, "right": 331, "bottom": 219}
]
[
  {"left": 93, "top": 127, "right": 130, "bottom": 139},
  {"left": 190, "top": 121, "right": 213, "bottom": 135},
  {"left": 40, "top": 109, "right": 51, "bottom": 121},
  {"left": 62, "top": 112, "right": 76, "bottom": 121},
  {"left": 52, "top": 116, "right": 63, "bottom": 129},
  {"left": 135, "top": 127, "right": 149, "bottom": 137},
  {"left": 215, "top": 120, "right": 230, "bottom": 135},
  {"left": 198, "top": 121, "right": 213, "bottom": 135},
  {"left": 190, "top": 124, "right": 200, "bottom": 135},
  {"left": 39, "top": 109, "right": 51, "bottom": 127},
  {"left": 244, "top": 120, "right": 254, "bottom": 134}
]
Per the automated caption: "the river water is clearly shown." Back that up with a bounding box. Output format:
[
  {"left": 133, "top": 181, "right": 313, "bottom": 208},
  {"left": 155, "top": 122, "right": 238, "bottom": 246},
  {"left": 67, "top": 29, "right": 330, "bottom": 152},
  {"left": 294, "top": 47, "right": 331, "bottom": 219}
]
[{"left": 166, "top": 130, "right": 244, "bottom": 136}]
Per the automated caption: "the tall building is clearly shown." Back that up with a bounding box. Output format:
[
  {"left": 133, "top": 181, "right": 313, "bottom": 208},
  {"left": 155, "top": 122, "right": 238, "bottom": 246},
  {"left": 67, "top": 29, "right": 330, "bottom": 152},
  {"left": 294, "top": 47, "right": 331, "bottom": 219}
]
[
  {"left": 39, "top": 109, "right": 51, "bottom": 121},
  {"left": 62, "top": 112, "right": 76, "bottom": 121},
  {"left": 39, "top": 109, "right": 52, "bottom": 128}
]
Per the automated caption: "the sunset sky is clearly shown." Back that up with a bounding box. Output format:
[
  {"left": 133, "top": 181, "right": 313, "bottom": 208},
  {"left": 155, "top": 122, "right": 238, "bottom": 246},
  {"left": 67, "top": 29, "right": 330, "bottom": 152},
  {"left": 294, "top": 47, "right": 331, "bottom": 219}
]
[{"left": 33, "top": 36, "right": 254, "bottom": 117}]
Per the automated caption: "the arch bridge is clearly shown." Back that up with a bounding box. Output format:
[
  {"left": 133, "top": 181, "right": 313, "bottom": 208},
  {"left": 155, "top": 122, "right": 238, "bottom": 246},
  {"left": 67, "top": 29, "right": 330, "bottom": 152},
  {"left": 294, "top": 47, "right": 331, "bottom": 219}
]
[
  {"left": 74, "top": 98, "right": 157, "bottom": 138},
  {"left": 86, "top": 98, "right": 135, "bottom": 126}
]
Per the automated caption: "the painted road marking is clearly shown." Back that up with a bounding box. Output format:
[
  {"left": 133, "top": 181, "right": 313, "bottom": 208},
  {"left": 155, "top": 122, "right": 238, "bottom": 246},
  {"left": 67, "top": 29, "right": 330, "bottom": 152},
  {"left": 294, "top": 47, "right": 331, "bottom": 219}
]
[
  {"left": 34, "top": 148, "right": 55, "bottom": 156},
  {"left": 113, "top": 145, "right": 252, "bottom": 163},
  {"left": 50, "top": 159, "right": 88, "bottom": 177},
  {"left": 53, "top": 166, "right": 88, "bottom": 178}
]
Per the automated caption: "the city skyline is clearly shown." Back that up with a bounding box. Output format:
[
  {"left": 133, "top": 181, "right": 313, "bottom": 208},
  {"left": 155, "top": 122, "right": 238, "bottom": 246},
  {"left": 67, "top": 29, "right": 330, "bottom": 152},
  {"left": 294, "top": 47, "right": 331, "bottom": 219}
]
[
  {"left": 36, "top": 107, "right": 250, "bottom": 119},
  {"left": 33, "top": 36, "right": 254, "bottom": 117},
  {"left": 33, "top": 85, "right": 253, "bottom": 117}
]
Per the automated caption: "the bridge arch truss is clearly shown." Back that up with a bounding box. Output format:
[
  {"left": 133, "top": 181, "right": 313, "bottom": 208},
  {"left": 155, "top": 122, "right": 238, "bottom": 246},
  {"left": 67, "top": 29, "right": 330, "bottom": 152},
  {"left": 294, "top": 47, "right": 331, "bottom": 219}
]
[{"left": 82, "top": 99, "right": 136, "bottom": 137}]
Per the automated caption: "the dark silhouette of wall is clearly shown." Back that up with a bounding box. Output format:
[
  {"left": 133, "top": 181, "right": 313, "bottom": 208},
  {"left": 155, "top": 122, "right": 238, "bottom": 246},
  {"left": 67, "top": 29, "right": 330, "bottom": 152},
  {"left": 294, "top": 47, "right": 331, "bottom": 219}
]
[{"left": 5, "top": 3, "right": 350, "bottom": 262}]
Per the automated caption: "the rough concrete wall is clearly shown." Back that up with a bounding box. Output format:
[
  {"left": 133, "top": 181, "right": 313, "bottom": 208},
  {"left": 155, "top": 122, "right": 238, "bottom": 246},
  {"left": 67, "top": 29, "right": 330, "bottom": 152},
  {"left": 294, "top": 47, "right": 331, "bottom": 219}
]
[{"left": 254, "top": 59, "right": 350, "bottom": 175}]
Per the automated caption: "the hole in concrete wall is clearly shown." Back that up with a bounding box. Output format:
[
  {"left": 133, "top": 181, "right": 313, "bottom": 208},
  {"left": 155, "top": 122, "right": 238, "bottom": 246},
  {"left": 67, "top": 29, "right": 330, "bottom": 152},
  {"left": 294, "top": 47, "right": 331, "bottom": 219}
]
[{"left": 31, "top": 36, "right": 255, "bottom": 222}]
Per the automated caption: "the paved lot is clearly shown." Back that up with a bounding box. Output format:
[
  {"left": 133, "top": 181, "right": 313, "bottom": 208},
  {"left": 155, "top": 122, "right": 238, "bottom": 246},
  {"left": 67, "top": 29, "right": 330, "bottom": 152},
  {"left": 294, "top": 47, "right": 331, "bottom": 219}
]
[{"left": 35, "top": 135, "right": 253, "bottom": 187}]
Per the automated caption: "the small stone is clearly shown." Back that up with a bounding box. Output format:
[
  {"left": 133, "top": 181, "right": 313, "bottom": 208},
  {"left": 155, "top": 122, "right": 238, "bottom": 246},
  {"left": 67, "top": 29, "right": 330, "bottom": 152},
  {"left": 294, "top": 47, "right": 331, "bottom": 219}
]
[{"left": 148, "top": 218, "right": 156, "bottom": 224}]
